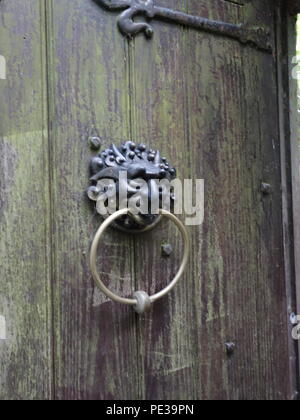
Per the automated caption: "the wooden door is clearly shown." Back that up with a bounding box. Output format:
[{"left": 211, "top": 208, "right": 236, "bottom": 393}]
[{"left": 0, "top": 0, "right": 299, "bottom": 400}]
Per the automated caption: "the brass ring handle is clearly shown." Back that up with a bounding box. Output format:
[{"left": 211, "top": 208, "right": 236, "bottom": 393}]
[{"left": 90, "top": 208, "right": 190, "bottom": 314}]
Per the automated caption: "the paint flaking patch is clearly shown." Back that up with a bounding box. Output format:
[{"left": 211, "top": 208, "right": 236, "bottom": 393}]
[{"left": 0, "top": 316, "right": 6, "bottom": 340}]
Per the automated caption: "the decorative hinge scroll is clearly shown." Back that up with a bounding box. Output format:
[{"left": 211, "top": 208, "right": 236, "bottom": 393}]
[{"left": 95, "top": 0, "right": 272, "bottom": 52}]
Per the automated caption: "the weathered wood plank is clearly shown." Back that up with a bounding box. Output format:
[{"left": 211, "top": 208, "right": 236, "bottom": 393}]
[
  {"left": 130, "top": 0, "right": 197, "bottom": 400},
  {"left": 293, "top": 14, "right": 300, "bottom": 391},
  {"left": 0, "top": 0, "right": 52, "bottom": 400},
  {"left": 130, "top": 0, "right": 242, "bottom": 400},
  {"left": 46, "top": 0, "right": 140, "bottom": 399},
  {"left": 44, "top": 0, "right": 297, "bottom": 400},
  {"left": 285, "top": 11, "right": 300, "bottom": 396},
  {"left": 186, "top": 0, "right": 295, "bottom": 399},
  {"left": 184, "top": 0, "right": 245, "bottom": 400},
  {"left": 131, "top": 0, "right": 296, "bottom": 400}
]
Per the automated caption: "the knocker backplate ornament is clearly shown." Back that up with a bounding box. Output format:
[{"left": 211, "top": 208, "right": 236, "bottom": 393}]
[
  {"left": 88, "top": 142, "right": 177, "bottom": 233},
  {"left": 94, "top": 0, "right": 272, "bottom": 52}
]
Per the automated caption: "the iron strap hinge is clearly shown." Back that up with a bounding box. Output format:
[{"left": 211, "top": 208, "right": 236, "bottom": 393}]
[{"left": 95, "top": 0, "right": 272, "bottom": 52}]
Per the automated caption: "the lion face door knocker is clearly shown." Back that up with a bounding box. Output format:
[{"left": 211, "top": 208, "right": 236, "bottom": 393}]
[
  {"left": 88, "top": 142, "right": 190, "bottom": 314},
  {"left": 88, "top": 142, "right": 177, "bottom": 232}
]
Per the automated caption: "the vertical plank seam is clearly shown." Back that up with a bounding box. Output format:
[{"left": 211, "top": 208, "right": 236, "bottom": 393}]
[
  {"left": 288, "top": 13, "right": 300, "bottom": 399},
  {"left": 126, "top": 35, "right": 144, "bottom": 400},
  {"left": 182, "top": 0, "right": 199, "bottom": 400},
  {"left": 130, "top": 37, "right": 146, "bottom": 401},
  {"left": 36, "top": 0, "right": 55, "bottom": 399},
  {"left": 43, "top": 0, "right": 56, "bottom": 401},
  {"left": 274, "top": 1, "right": 300, "bottom": 400}
]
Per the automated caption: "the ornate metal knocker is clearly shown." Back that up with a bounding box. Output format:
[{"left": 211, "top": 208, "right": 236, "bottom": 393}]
[{"left": 88, "top": 142, "right": 190, "bottom": 314}]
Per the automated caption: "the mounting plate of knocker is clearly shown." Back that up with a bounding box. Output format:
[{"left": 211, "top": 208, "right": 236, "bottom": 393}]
[{"left": 87, "top": 142, "right": 177, "bottom": 233}]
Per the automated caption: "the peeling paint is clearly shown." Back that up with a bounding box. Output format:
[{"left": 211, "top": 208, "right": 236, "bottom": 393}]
[{"left": 0, "top": 316, "right": 6, "bottom": 340}]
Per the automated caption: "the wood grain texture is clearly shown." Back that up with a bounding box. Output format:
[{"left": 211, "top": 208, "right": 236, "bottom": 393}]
[
  {"left": 0, "top": 0, "right": 297, "bottom": 400},
  {"left": 42, "top": 0, "right": 299, "bottom": 400},
  {"left": 0, "top": 0, "right": 52, "bottom": 400},
  {"left": 275, "top": 5, "right": 299, "bottom": 399},
  {"left": 130, "top": 0, "right": 197, "bottom": 399},
  {"left": 286, "top": 11, "right": 300, "bottom": 396},
  {"left": 129, "top": 0, "right": 297, "bottom": 400},
  {"left": 45, "top": 0, "right": 140, "bottom": 400}
]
